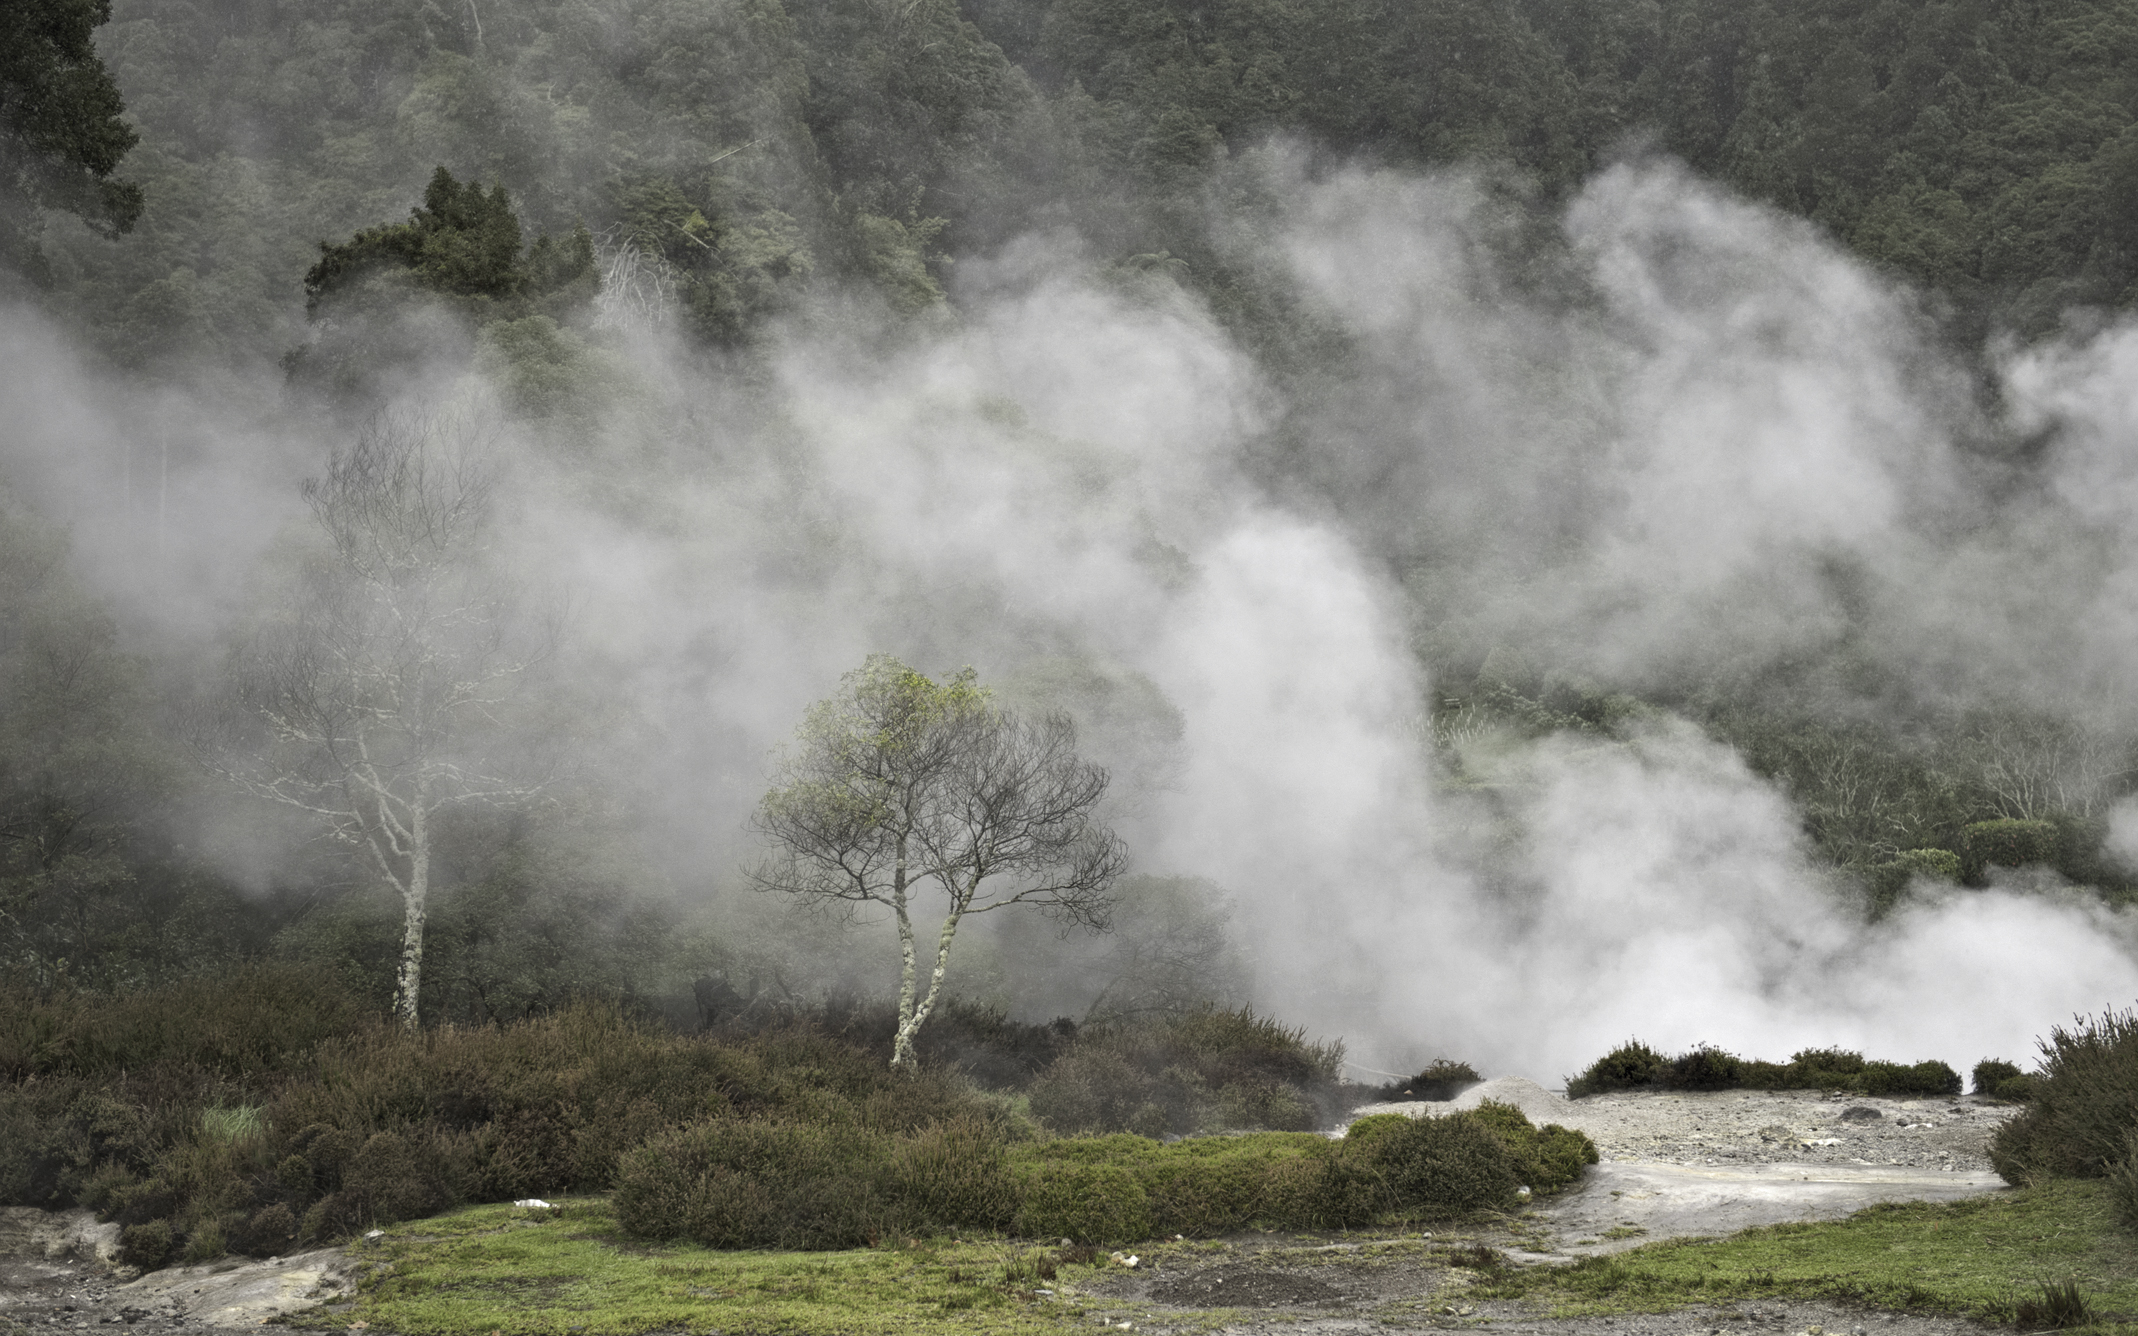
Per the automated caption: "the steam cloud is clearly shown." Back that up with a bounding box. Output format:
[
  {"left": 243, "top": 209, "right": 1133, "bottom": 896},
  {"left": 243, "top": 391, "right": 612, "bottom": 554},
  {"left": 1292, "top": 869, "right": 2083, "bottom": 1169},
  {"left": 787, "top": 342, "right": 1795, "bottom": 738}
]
[{"left": 8, "top": 154, "right": 2138, "bottom": 1080}]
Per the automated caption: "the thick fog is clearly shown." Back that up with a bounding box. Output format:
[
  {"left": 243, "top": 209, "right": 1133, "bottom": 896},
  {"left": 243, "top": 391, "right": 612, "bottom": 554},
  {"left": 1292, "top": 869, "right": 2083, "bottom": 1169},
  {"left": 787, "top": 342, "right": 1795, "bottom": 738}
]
[{"left": 8, "top": 155, "right": 2138, "bottom": 1080}]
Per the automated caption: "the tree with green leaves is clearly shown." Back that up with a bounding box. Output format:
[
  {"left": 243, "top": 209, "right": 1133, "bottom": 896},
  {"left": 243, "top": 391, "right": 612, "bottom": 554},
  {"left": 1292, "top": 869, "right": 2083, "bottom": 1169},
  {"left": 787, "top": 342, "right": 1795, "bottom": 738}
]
[
  {"left": 303, "top": 166, "right": 595, "bottom": 321},
  {"left": 753, "top": 655, "right": 1128, "bottom": 1069},
  {"left": 0, "top": 0, "right": 141, "bottom": 282}
]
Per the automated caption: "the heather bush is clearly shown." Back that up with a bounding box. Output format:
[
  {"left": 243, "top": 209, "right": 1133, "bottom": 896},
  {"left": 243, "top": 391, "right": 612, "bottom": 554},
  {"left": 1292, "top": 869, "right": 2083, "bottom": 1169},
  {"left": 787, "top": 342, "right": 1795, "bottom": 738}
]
[
  {"left": 1990, "top": 1006, "right": 2138, "bottom": 1186},
  {"left": 1027, "top": 1005, "right": 1343, "bottom": 1136},
  {"left": 1568, "top": 1040, "right": 1956, "bottom": 1098},
  {"left": 1564, "top": 1040, "right": 1666, "bottom": 1097},
  {"left": 614, "top": 1118, "right": 897, "bottom": 1249},
  {"left": 1973, "top": 1058, "right": 2024, "bottom": 1095},
  {"left": 1665, "top": 1045, "right": 1743, "bottom": 1090},
  {"left": 1374, "top": 1059, "right": 1482, "bottom": 1101}
]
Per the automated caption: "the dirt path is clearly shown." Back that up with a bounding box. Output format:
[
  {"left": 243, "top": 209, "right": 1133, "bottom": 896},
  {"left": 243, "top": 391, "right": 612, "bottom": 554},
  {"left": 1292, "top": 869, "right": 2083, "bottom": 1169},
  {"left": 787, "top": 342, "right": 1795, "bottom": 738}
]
[{"left": 0, "top": 1082, "right": 2024, "bottom": 1336}]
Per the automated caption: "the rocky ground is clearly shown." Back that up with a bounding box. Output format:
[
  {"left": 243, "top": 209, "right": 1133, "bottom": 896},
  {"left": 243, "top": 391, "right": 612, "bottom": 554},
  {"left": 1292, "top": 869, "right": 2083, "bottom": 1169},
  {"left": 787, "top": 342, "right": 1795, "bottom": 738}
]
[{"left": 0, "top": 1082, "right": 2027, "bottom": 1336}]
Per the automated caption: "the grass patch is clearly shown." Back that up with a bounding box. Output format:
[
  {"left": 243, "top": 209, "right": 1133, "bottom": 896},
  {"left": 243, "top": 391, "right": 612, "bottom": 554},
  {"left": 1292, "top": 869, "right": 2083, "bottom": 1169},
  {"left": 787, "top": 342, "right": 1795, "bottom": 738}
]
[
  {"left": 1472, "top": 1180, "right": 2138, "bottom": 1323},
  {"left": 308, "top": 1196, "right": 1149, "bottom": 1335}
]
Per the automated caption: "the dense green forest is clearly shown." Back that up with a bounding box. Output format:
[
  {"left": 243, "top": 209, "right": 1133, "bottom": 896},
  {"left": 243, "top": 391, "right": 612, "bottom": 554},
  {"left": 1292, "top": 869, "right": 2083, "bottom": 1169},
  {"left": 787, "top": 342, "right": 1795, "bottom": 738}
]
[{"left": 4, "top": 0, "right": 2138, "bottom": 1080}]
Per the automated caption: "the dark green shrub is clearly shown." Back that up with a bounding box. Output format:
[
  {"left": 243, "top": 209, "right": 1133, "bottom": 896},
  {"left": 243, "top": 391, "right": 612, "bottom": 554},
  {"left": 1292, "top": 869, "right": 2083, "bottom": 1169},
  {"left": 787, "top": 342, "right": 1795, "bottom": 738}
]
[
  {"left": 1665, "top": 1045, "right": 1743, "bottom": 1091},
  {"left": 1025, "top": 1050, "right": 1160, "bottom": 1135},
  {"left": 1568, "top": 1040, "right": 1961, "bottom": 1098},
  {"left": 1378, "top": 1060, "right": 1482, "bottom": 1101},
  {"left": 615, "top": 1117, "right": 896, "bottom": 1249},
  {"left": 1565, "top": 1040, "right": 1666, "bottom": 1098},
  {"left": 1357, "top": 1110, "right": 1521, "bottom": 1218},
  {"left": 1012, "top": 1160, "right": 1152, "bottom": 1244},
  {"left": 118, "top": 1219, "right": 174, "bottom": 1269},
  {"left": 1973, "top": 1059, "right": 2025, "bottom": 1097},
  {"left": 887, "top": 1118, "right": 1017, "bottom": 1231},
  {"left": 1028, "top": 1006, "right": 1343, "bottom": 1137},
  {"left": 1791, "top": 1048, "right": 1866, "bottom": 1077},
  {"left": 1464, "top": 1101, "right": 1598, "bottom": 1193},
  {"left": 1896, "top": 848, "right": 1962, "bottom": 881},
  {"left": 1961, "top": 819, "right": 2060, "bottom": 879},
  {"left": 1857, "top": 1060, "right": 1961, "bottom": 1097},
  {"left": 1991, "top": 1007, "right": 2138, "bottom": 1185}
]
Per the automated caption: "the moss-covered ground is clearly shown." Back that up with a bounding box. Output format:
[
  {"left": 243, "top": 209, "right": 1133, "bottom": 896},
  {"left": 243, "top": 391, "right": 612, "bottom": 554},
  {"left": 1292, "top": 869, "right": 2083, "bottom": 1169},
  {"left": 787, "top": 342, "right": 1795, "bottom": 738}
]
[
  {"left": 1476, "top": 1181, "right": 2138, "bottom": 1328},
  {"left": 301, "top": 1196, "right": 1163, "bottom": 1335}
]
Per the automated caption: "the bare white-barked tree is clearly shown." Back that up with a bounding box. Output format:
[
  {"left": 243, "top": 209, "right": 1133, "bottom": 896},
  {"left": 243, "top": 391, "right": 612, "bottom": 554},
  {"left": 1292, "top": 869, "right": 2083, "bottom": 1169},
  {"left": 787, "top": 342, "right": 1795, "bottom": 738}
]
[
  {"left": 218, "top": 412, "right": 550, "bottom": 1028},
  {"left": 752, "top": 655, "right": 1128, "bottom": 1069}
]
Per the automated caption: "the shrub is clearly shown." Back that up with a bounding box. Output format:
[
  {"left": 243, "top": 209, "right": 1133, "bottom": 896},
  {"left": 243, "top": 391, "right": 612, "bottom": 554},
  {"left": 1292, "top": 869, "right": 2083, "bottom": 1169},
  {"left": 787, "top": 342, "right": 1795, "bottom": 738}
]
[
  {"left": 1991, "top": 1007, "right": 2138, "bottom": 1186},
  {"left": 1565, "top": 1040, "right": 1667, "bottom": 1098},
  {"left": 1961, "top": 819, "right": 2060, "bottom": 880},
  {"left": 1857, "top": 1060, "right": 1961, "bottom": 1097},
  {"left": 1966, "top": 1055, "right": 2018, "bottom": 1103},
  {"left": 1896, "top": 848, "right": 1962, "bottom": 882},
  {"left": 1463, "top": 1101, "right": 1598, "bottom": 1193},
  {"left": 1568, "top": 1040, "right": 1959, "bottom": 1098},
  {"left": 1026, "top": 1006, "right": 1343, "bottom": 1137},
  {"left": 1665, "top": 1045, "right": 1743, "bottom": 1091},
  {"left": 1377, "top": 1060, "right": 1482, "bottom": 1102},
  {"left": 615, "top": 1117, "right": 896, "bottom": 1249},
  {"left": 1356, "top": 1110, "right": 1521, "bottom": 1218},
  {"left": 1012, "top": 1158, "right": 1152, "bottom": 1244},
  {"left": 887, "top": 1118, "right": 1017, "bottom": 1232}
]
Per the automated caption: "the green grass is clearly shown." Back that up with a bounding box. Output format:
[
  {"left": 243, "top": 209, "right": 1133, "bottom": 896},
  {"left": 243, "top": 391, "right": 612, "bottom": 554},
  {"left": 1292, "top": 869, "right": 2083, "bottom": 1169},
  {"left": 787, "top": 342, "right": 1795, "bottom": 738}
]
[
  {"left": 308, "top": 1197, "right": 1143, "bottom": 1335},
  {"left": 1475, "top": 1180, "right": 2138, "bottom": 1325}
]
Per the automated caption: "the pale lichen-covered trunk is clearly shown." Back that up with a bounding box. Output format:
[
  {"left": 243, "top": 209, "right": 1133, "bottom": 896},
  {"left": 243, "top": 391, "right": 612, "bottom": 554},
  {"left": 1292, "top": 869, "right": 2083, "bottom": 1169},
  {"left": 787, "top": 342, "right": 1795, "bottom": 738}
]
[
  {"left": 889, "top": 833, "right": 967, "bottom": 1071},
  {"left": 393, "top": 797, "right": 430, "bottom": 1029}
]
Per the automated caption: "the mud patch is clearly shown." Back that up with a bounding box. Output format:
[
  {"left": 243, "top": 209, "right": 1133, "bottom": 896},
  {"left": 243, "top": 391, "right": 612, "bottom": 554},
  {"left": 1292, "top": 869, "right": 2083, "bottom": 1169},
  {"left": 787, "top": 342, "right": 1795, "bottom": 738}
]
[{"left": 1146, "top": 1267, "right": 1345, "bottom": 1307}]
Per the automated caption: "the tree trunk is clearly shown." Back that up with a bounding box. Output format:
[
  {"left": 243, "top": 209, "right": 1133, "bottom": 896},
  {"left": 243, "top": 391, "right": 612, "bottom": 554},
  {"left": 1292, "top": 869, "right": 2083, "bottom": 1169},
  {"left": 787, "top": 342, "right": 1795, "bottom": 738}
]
[
  {"left": 393, "top": 800, "right": 429, "bottom": 1029},
  {"left": 892, "top": 906, "right": 962, "bottom": 1071},
  {"left": 891, "top": 834, "right": 920, "bottom": 1068}
]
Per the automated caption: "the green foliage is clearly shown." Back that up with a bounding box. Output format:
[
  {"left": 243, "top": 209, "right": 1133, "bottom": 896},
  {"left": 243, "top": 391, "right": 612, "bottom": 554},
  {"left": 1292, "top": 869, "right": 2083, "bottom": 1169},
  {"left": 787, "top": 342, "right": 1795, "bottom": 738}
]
[
  {"left": 1991, "top": 1006, "right": 2138, "bottom": 1186},
  {"left": 614, "top": 1118, "right": 898, "bottom": 1249},
  {"left": 1961, "top": 819, "right": 2063, "bottom": 880},
  {"left": 1564, "top": 1040, "right": 1667, "bottom": 1098},
  {"left": 2109, "top": 1126, "right": 2138, "bottom": 1231},
  {"left": 1375, "top": 1059, "right": 1483, "bottom": 1101},
  {"left": 1570, "top": 1040, "right": 1957, "bottom": 1098},
  {"left": 0, "top": 975, "right": 1008, "bottom": 1262},
  {"left": 1010, "top": 1157, "right": 1153, "bottom": 1244},
  {"left": 1026, "top": 1004, "right": 1341, "bottom": 1136},
  {"left": 303, "top": 166, "right": 594, "bottom": 318},
  {"left": 0, "top": 0, "right": 141, "bottom": 280}
]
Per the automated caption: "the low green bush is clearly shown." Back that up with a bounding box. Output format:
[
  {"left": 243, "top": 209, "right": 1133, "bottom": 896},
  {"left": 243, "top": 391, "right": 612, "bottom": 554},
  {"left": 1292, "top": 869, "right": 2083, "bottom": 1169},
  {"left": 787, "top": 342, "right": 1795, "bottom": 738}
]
[
  {"left": 613, "top": 1100, "right": 1600, "bottom": 1248},
  {"left": 1666, "top": 1045, "right": 1743, "bottom": 1090},
  {"left": 1568, "top": 1041, "right": 1957, "bottom": 1098},
  {"left": 1374, "top": 1059, "right": 1483, "bottom": 1101},
  {"left": 614, "top": 1118, "right": 897, "bottom": 1249},
  {"left": 1564, "top": 1040, "right": 1667, "bottom": 1098},
  {"left": 1990, "top": 1006, "right": 2138, "bottom": 1186},
  {"left": 1026, "top": 1005, "right": 1343, "bottom": 1137},
  {"left": 1, "top": 975, "right": 1002, "bottom": 1265},
  {"left": 1961, "top": 819, "right": 2060, "bottom": 880},
  {"left": 1973, "top": 1058, "right": 2032, "bottom": 1100},
  {"left": 1012, "top": 1159, "right": 1153, "bottom": 1244}
]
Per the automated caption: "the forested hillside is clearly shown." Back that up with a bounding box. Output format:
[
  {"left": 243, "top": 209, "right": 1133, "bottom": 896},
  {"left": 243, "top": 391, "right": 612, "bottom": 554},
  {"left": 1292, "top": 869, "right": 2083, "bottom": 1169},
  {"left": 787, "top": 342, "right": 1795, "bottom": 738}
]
[{"left": 5, "top": 0, "right": 2138, "bottom": 1077}]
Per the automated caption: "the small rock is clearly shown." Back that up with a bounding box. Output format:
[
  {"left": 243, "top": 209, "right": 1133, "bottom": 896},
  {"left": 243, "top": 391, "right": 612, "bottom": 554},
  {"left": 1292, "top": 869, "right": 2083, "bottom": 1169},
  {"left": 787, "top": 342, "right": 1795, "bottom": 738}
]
[{"left": 1839, "top": 1107, "right": 1882, "bottom": 1123}]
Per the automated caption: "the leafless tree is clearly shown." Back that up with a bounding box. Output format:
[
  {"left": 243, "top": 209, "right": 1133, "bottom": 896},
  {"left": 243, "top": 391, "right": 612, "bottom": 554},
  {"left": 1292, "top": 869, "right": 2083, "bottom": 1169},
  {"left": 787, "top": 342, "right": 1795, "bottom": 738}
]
[
  {"left": 217, "top": 412, "right": 550, "bottom": 1027},
  {"left": 753, "top": 655, "right": 1128, "bottom": 1069}
]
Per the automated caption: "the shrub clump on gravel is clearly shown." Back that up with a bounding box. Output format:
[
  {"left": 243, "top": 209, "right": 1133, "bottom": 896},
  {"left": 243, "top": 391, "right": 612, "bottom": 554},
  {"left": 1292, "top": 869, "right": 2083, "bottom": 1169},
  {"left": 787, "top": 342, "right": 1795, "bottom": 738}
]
[
  {"left": 1568, "top": 1042, "right": 1959, "bottom": 1099},
  {"left": 1972, "top": 1058, "right": 2035, "bottom": 1102},
  {"left": 1990, "top": 1007, "right": 2138, "bottom": 1192}
]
